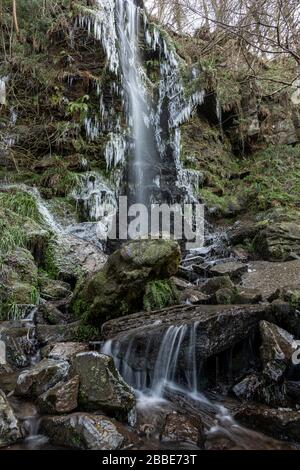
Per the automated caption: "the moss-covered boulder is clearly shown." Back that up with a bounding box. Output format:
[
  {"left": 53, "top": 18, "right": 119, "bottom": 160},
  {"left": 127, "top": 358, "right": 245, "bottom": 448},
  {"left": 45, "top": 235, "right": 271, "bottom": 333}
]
[{"left": 72, "top": 239, "right": 181, "bottom": 324}]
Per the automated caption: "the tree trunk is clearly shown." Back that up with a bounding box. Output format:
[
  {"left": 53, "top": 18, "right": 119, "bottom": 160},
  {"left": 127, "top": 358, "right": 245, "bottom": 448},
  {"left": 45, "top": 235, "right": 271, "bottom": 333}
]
[{"left": 12, "top": 0, "right": 19, "bottom": 36}]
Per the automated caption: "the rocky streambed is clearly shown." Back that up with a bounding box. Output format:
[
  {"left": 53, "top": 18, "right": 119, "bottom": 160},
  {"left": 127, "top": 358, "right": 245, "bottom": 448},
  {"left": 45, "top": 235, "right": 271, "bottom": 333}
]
[{"left": 1, "top": 227, "right": 300, "bottom": 451}]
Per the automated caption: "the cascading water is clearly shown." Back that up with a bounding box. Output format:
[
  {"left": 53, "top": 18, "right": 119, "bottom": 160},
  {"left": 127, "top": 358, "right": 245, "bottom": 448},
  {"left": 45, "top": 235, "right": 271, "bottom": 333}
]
[
  {"left": 78, "top": 0, "right": 204, "bottom": 208},
  {"left": 102, "top": 322, "right": 201, "bottom": 399}
]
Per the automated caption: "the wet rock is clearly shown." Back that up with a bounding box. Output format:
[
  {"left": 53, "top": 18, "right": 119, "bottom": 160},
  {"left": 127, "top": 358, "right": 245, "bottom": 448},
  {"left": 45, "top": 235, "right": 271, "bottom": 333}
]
[
  {"left": 36, "top": 322, "right": 80, "bottom": 345},
  {"left": 0, "top": 389, "right": 22, "bottom": 448},
  {"left": 200, "top": 276, "right": 234, "bottom": 295},
  {"left": 253, "top": 221, "right": 300, "bottom": 261},
  {"left": 48, "top": 342, "right": 88, "bottom": 362},
  {"left": 209, "top": 262, "right": 248, "bottom": 281},
  {"left": 72, "top": 239, "right": 181, "bottom": 325},
  {"left": 259, "top": 321, "right": 297, "bottom": 382},
  {"left": 15, "top": 359, "right": 70, "bottom": 397},
  {"left": 40, "top": 413, "right": 125, "bottom": 450},
  {"left": 71, "top": 352, "right": 135, "bottom": 421},
  {"left": 235, "top": 404, "right": 300, "bottom": 443},
  {"left": 160, "top": 411, "right": 204, "bottom": 447},
  {"left": 37, "top": 376, "right": 79, "bottom": 414}
]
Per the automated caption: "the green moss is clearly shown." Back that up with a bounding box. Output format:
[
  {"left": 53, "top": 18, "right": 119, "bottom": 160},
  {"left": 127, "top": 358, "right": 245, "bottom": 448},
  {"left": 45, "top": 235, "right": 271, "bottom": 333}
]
[
  {"left": 74, "top": 324, "right": 101, "bottom": 342},
  {"left": 143, "top": 280, "right": 179, "bottom": 312}
]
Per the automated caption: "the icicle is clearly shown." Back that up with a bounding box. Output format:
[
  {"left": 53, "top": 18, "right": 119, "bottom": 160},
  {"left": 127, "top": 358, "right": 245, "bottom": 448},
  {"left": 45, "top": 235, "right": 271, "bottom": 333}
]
[
  {"left": 0, "top": 77, "right": 8, "bottom": 105},
  {"left": 104, "top": 132, "right": 127, "bottom": 169}
]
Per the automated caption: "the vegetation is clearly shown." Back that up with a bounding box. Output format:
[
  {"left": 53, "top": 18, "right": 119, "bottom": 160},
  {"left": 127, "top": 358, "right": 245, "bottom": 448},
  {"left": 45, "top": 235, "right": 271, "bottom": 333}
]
[
  {"left": 143, "top": 280, "right": 179, "bottom": 312},
  {"left": 0, "top": 191, "right": 42, "bottom": 224}
]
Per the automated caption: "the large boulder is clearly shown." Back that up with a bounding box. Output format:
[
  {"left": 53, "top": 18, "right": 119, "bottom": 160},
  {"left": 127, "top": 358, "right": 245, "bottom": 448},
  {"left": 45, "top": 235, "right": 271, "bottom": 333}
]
[
  {"left": 259, "top": 320, "right": 297, "bottom": 382},
  {"left": 40, "top": 413, "right": 125, "bottom": 450},
  {"left": 72, "top": 239, "right": 181, "bottom": 324},
  {"left": 71, "top": 352, "right": 135, "bottom": 422},
  {"left": 15, "top": 359, "right": 70, "bottom": 397},
  {"left": 0, "top": 389, "right": 22, "bottom": 447}
]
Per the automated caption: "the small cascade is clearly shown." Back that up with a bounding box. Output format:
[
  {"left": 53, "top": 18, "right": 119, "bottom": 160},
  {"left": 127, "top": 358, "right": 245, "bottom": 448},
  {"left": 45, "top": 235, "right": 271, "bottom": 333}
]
[{"left": 102, "top": 321, "right": 202, "bottom": 399}]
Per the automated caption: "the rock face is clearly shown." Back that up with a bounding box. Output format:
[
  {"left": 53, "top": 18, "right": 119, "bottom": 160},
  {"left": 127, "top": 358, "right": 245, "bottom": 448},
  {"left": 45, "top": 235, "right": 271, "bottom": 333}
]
[
  {"left": 37, "top": 376, "right": 79, "bottom": 414},
  {"left": 15, "top": 359, "right": 70, "bottom": 397},
  {"left": 259, "top": 321, "right": 297, "bottom": 382},
  {"left": 72, "top": 239, "right": 181, "bottom": 325},
  {"left": 72, "top": 352, "right": 135, "bottom": 421},
  {"left": 253, "top": 221, "right": 300, "bottom": 261},
  {"left": 0, "top": 389, "right": 22, "bottom": 448},
  {"left": 40, "top": 413, "right": 125, "bottom": 450}
]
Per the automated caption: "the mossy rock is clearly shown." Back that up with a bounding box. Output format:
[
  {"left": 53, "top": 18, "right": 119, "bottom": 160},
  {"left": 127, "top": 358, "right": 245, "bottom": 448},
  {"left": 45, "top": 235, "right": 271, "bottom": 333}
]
[
  {"left": 72, "top": 239, "right": 181, "bottom": 325},
  {"left": 0, "top": 248, "right": 40, "bottom": 320}
]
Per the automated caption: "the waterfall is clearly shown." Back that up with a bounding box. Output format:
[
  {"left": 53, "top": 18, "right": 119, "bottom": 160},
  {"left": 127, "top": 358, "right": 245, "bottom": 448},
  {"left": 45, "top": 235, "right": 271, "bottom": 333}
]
[
  {"left": 101, "top": 321, "right": 201, "bottom": 399},
  {"left": 78, "top": 0, "right": 204, "bottom": 207}
]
